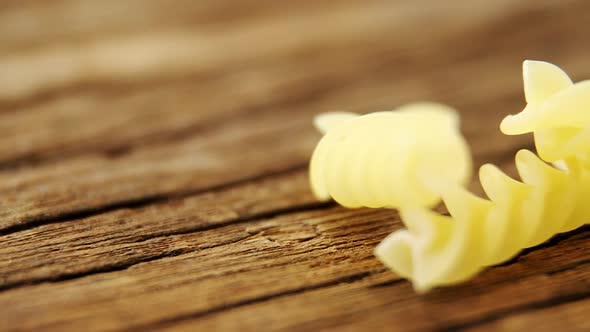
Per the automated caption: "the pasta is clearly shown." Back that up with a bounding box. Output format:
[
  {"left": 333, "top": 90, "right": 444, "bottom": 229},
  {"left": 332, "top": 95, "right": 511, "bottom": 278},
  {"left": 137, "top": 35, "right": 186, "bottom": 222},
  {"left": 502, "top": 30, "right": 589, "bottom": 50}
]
[
  {"left": 375, "top": 60, "right": 590, "bottom": 292},
  {"left": 309, "top": 103, "right": 472, "bottom": 209}
]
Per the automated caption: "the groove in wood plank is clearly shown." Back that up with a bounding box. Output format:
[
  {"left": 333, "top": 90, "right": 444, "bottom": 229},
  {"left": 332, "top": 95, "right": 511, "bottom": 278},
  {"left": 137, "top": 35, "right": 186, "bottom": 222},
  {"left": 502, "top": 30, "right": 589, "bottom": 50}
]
[
  {"left": 151, "top": 259, "right": 590, "bottom": 332},
  {"left": 0, "top": 170, "right": 325, "bottom": 289},
  {"left": 0, "top": 141, "right": 539, "bottom": 297},
  {"left": 0, "top": 163, "right": 309, "bottom": 236},
  {"left": 0, "top": 111, "right": 319, "bottom": 231},
  {"left": 493, "top": 226, "right": 590, "bottom": 268},
  {"left": 462, "top": 295, "right": 590, "bottom": 332},
  {"left": 438, "top": 288, "right": 590, "bottom": 332},
  {"left": 142, "top": 270, "right": 389, "bottom": 332},
  {"left": 0, "top": 208, "right": 400, "bottom": 331},
  {"left": 0, "top": 147, "right": 539, "bottom": 292},
  {"left": 0, "top": 224, "right": 584, "bottom": 331}
]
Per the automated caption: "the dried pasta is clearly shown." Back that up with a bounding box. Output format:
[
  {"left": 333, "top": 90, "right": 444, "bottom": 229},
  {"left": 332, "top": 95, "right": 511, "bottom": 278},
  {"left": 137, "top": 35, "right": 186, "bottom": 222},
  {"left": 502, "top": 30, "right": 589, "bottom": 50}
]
[
  {"left": 309, "top": 103, "right": 473, "bottom": 210},
  {"left": 375, "top": 60, "right": 590, "bottom": 292}
]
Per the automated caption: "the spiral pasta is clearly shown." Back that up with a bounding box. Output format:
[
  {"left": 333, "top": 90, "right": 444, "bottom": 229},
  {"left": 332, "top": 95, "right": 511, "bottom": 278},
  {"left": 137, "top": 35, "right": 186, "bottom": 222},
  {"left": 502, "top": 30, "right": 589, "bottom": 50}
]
[
  {"left": 309, "top": 103, "right": 472, "bottom": 209},
  {"left": 375, "top": 60, "right": 590, "bottom": 292}
]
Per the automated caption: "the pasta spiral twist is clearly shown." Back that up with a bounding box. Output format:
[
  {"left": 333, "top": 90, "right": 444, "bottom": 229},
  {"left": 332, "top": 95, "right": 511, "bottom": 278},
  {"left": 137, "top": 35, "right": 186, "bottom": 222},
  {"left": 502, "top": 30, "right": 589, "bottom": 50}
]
[
  {"left": 375, "top": 60, "right": 590, "bottom": 292},
  {"left": 309, "top": 103, "right": 472, "bottom": 209}
]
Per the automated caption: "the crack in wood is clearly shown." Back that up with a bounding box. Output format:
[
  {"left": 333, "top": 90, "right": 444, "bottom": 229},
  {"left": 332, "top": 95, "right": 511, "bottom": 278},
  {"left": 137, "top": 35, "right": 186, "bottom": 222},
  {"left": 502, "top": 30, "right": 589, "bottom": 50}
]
[
  {"left": 0, "top": 200, "right": 334, "bottom": 292},
  {"left": 137, "top": 260, "right": 590, "bottom": 332},
  {"left": 0, "top": 163, "right": 309, "bottom": 236},
  {"left": 436, "top": 286, "right": 590, "bottom": 332},
  {"left": 126, "top": 269, "right": 387, "bottom": 332},
  {"left": 493, "top": 226, "right": 590, "bottom": 268}
]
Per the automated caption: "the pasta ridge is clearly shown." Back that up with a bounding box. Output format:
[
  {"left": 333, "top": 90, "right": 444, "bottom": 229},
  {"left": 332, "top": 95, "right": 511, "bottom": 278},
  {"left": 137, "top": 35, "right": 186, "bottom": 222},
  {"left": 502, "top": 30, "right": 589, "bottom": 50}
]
[
  {"left": 309, "top": 103, "right": 473, "bottom": 210},
  {"left": 375, "top": 149, "right": 589, "bottom": 292}
]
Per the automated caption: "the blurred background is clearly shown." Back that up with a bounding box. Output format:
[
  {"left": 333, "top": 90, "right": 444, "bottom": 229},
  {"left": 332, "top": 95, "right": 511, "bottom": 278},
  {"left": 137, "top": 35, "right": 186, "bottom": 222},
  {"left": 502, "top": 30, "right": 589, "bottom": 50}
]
[{"left": 2, "top": 0, "right": 589, "bottom": 170}]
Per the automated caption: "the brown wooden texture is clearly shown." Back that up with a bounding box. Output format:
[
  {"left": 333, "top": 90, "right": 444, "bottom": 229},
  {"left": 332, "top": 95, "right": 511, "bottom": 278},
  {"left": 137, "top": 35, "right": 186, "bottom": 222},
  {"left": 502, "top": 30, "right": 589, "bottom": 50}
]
[{"left": 0, "top": 1, "right": 589, "bottom": 331}]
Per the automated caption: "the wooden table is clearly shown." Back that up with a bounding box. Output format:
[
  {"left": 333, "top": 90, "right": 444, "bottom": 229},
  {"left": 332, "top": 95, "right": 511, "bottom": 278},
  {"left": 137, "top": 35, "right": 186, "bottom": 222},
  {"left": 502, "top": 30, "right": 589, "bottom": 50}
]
[{"left": 0, "top": 1, "right": 588, "bottom": 331}]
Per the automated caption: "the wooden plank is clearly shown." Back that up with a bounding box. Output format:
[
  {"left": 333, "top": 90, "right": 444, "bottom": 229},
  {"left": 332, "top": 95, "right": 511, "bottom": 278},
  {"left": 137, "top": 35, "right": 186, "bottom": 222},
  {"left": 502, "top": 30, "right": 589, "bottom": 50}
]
[
  {"left": 0, "top": 86, "right": 533, "bottom": 234},
  {"left": 2, "top": 43, "right": 558, "bottom": 233},
  {"left": 0, "top": 152, "right": 524, "bottom": 291},
  {"left": 0, "top": 209, "right": 586, "bottom": 331},
  {"left": 0, "top": 0, "right": 478, "bottom": 103},
  {"left": 0, "top": 207, "right": 395, "bottom": 331},
  {"left": 0, "top": 0, "right": 586, "bottom": 213},
  {"left": 0, "top": 0, "right": 587, "bottom": 166},
  {"left": 154, "top": 259, "right": 590, "bottom": 332},
  {"left": 464, "top": 297, "right": 590, "bottom": 332},
  {"left": 0, "top": 170, "right": 318, "bottom": 289},
  {"left": 1, "top": 1, "right": 590, "bottom": 331},
  {"left": 0, "top": 0, "right": 557, "bottom": 163},
  {"left": 0, "top": 0, "right": 358, "bottom": 52},
  {"left": 0, "top": 110, "right": 318, "bottom": 232}
]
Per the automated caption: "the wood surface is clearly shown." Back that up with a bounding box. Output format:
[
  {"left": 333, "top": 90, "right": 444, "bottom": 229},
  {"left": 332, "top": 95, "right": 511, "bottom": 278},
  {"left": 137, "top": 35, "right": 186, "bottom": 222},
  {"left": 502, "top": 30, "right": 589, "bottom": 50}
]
[{"left": 0, "top": 0, "right": 589, "bottom": 331}]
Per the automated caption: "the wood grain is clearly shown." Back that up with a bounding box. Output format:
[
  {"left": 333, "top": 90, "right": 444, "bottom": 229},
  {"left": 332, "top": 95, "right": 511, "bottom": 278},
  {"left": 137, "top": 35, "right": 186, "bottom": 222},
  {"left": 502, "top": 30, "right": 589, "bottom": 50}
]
[
  {"left": 0, "top": 170, "right": 318, "bottom": 289},
  {"left": 465, "top": 297, "right": 590, "bottom": 332},
  {"left": 1, "top": 0, "right": 589, "bottom": 331},
  {"left": 0, "top": 214, "right": 586, "bottom": 331}
]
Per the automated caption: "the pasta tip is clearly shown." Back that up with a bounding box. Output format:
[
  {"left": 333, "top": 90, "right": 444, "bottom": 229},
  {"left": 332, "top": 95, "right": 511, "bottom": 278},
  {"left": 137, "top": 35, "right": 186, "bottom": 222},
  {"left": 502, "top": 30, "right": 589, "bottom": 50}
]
[{"left": 313, "top": 112, "right": 358, "bottom": 134}]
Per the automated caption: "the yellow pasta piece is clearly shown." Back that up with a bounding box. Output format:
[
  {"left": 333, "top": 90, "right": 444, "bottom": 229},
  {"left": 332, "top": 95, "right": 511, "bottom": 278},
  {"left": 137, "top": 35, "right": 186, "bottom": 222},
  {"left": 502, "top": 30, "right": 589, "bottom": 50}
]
[
  {"left": 501, "top": 60, "right": 590, "bottom": 165},
  {"left": 309, "top": 103, "right": 473, "bottom": 209},
  {"left": 375, "top": 60, "right": 590, "bottom": 292}
]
